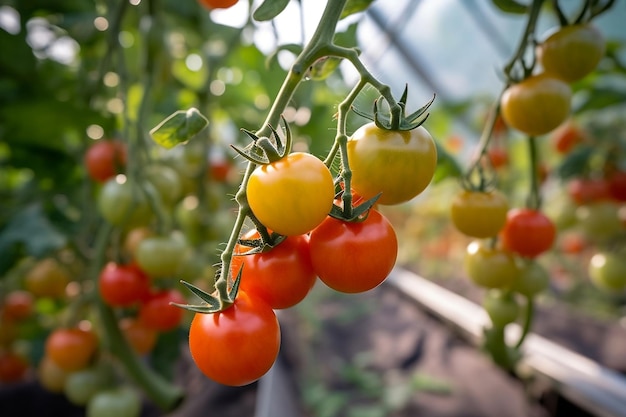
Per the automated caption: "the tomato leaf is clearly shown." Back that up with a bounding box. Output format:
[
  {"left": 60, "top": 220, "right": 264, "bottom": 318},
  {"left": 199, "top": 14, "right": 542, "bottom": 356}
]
[
  {"left": 491, "top": 0, "right": 529, "bottom": 14},
  {"left": 253, "top": 0, "right": 290, "bottom": 22},
  {"left": 432, "top": 141, "right": 462, "bottom": 184},
  {"left": 573, "top": 87, "right": 626, "bottom": 113},
  {"left": 0, "top": 204, "right": 67, "bottom": 276},
  {"left": 341, "top": 0, "right": 376, "bottom": 19},
  {"left": 149, "top": 108, "right": 208, "bottom": 149},
  {"left": 554, "top": 144, "right": 594, "bottom": 180}
]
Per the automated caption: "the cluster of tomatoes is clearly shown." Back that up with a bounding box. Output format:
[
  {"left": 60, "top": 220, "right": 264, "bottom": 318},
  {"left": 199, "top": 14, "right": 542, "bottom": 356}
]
[
  {"left": 187, "top": 117, "right": 438, "bottom": 386},
  {"left": 450, "top": 21, "right": 623, "bottom": 328}
]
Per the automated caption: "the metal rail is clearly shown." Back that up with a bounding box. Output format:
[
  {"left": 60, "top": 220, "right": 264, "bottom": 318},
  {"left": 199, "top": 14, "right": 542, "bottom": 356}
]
[
  {"left": 254, "top": 267, "right": 626, "bottom": 417},
  {"left": 387, "top": 267, "right": 626, "bottom": 417}
]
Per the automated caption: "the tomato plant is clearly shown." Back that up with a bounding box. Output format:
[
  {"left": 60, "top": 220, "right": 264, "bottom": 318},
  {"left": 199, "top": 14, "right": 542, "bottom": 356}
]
[
  {"left": 38, "top": 356, "right": 69, "bottom": 393},
  {"left": 464, "top": 241, "right": 520, "bottom": 289},
  {"left": 119, "top": 317, "right": 158, "bottom": 356},
  {"left": 576, "top": 202, "right": 623, "bottom": 241},
  {"left": 188, "top": 290, "right": 280, "bottom": 386},
  {"left": 45, "top": 327, "right": 98, "bottom": 372},
  {"left": 1, "top": 290, "right": 34, "bottom": 321},
  {"left": 99, "top": 262, "right": 151, "bottom": 307},
  {"left": 347, "top": 123, "right": 437, "bottom": 205},
  {"left": 567, "top": 178, "right": 610, "bottom": 205},
  {"left": 537, "top": 24, "right": 605, "bottom": 83},
  {"left": 233, "top": 231, "right": 317, "bottom": 309},
  {"left": 487, "top": 147, "right": 509, "bottom": 169},
  {"left": 198, "top": 0, "right": 238, "bottom": 10},
  {"left": 501, "top": 208, "right": 556, "bottom": 258},
  {"left": 483, "top": 290, "right": 519, "bottom": 327},
  {"left": 139, "top": 289, "right": 187, "bottom": 331},
  {"left": 86, "top": 388, "right": 142, "bottom": 417},
  {"left": 98, "top": 179, "right": 153, "bottom": 228},
  {"left": 309, "top": 209, "right": 398, "bottom": 293},
  {"left": 0, "top": 350, "right": 28, "bottom": 383},
  {"left": 135, "top": 234, "right": 188, "bottom": 279},
  {"left": 247, "top": 152, "right": 334, "bottom": 236},
  {"left": 85, "top": 140, "right": 127, "bottom": 183},
  {"left": 64, "top": 366, "right": 112, "bottom": 406},
  {"left": 511, "top": 261, "right": 550, "bottom": 297},
  {"left": 588, "top": 252, "right": 626, "bottom": 291},
  {"left": 450, "top": 189, "right": 509, "bottom": 238},
  {"left": 607, "top": 170, "right": 626, "bottom": 202},
  {"left": 500, "top": 73, "right": 572, "bottom": 136},
  {"left": 551, "top": 121, "right": 586, "bottom": 154},
  {"left": 24, "top": 258, "right": 70, "bottom": 299}
]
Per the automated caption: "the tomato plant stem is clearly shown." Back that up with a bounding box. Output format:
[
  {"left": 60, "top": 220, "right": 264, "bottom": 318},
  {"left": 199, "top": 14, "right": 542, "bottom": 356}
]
[
  {"left": 503, "top": 0, "right": 544, "bottom": 80},
  {"left": 515, "top": 296, "right": 535, "bottom": 349},
  {"left": 526, "top": 136, "right": 542, "bottom": 210},
  {"left": 92, "top": 223, "right": 184, "bottom": 411}
]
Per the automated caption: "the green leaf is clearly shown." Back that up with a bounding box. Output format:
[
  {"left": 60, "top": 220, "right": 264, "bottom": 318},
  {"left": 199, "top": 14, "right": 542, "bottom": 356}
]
[
  {"left": 432, "top": 141, "right": 463, "bottom": 184},
  {"left": 554, "top": 144, "right": 594, "bottom": 180},
  {"left": 0, "top": 204, "right": 67, "bottom": 275},
  {"left": 150, "top": 329, "right": 184, "bottom": 380},
  {"left": 341, "top": 0, "right": 376, "bottom": 19},
  {"left": 149, "top": 108, "right": 208, "bottom": 149},
  {"left": 573, "top": 87, "right": 626, "bottom": 113},
  {"left": 306, "top": 57, "right": 343, "bottom": 80},
  {"left": 253, "top": 0, "right": 291, "bottom": 21},
  {"left": 491, "top": 0, "right": 529, "bottom": 14}
]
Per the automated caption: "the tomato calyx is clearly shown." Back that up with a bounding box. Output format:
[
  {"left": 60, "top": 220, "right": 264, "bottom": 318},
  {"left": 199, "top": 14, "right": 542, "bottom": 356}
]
[
  {"left": 329, "top": 188, "right": 381, "bottom": 222},
  {"left": 352, "top": 85, "right": 435, "bottom": 131},
  {"left": 231, "top": 118, "right": 292, "bottom": 165},
  {"left": 173, "top": 269, "right": 242, "bottom": 314}
]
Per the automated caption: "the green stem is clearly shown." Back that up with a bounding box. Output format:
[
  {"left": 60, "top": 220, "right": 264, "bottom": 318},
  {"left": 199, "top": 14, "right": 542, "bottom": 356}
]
[
  {"left": 92, "top": 224, "right": 184, "bottom": 411},
  {"left": 526, "top": 136, "right": 542, "bottom": 210},
  {"left": 503, "top": 0, "right": 545, "bottom": 80},
  {"left": 515, "top": 296, "right": 535, "bottom": 349}
]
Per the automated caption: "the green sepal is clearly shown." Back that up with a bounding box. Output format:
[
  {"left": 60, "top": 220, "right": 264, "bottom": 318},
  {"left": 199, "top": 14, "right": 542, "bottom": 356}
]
[
  {"left": 149, "top": 108, "right": 208, "bottom": 149},
  {"left": 178, "top": 280, "right": 221, "bottom": 310},
  {"left": 352, "top": 86, "right": 435, "bottom": 131},
  {"left": 329, "top": 193, "right": 381, "bottom": 222},
  {"left": 231, "top": 117, "right": 292, "bottom": 165}
]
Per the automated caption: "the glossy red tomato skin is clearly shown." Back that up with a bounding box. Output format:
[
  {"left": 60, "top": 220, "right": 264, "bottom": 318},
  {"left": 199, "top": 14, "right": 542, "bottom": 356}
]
[
  {"left": 501, "top": 208, "right": 556, "bottom": 258},
  {"left": 139, "top": 289, "right": 187, "bottom": 331},
  {"left": 188, "top": 291, "right": 280, "bottom": 386},
  {"left": 85, "top": 140, "right": 127, "bottom": 182},
  {"left": 98, "top": 262, "right": 151, "bottom": 307},
  {"left": 198, "top": 0, "right": 238, "bottom": 10},
  {"left": 45, "top": 328, "right": 98, "bottom": 372},
  {"left": 233, "top": 232, "right": 317, "bottom": 309},
  {"left": 309, "top": 209, "right": 398, "bottom": 293},
  {"left": 500, "top": 73, "right": 572, "bottom": 136}
]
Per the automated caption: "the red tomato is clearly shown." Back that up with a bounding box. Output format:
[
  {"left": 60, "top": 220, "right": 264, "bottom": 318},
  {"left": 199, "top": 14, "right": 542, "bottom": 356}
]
[
  {"left": 198, "top": 0, "right": 238, "bottom": 9},
  {"left": 45, "top": 327, "right": 98, "bottom": 372},
  {"left": 99, "top": 262, "right": 151, "bottom": 307},
  {"left": 309, "top": 209, "right": 398, "bottom": 293},
  {"left": 551, "top": 121, "right": 585, "bottom": 154},
  {"left": 2, "top": 290, "right": 34, "bottom": 321},
  {"left": 139, "top": 289, "right": 187, "bottom": 331},
  {"left": 85, "top": 140, "right": 127, "bottom": 182},
  {"left": 487, "top": 147, "right": 509, "bottom": 169},
  {"left": 0, "top": 350, "right": 28, "bottom": 383},
  {"left": 501, "top": 208, "right": 556, "bottom": 258},
  {"left": 233, "top": 231, "right": 317, "bottom": 309},
  {"left": 119, "top": 317, "right": 158, "bottom": 355},
  {"left": 567, "top": 178, "right": 610, "bottom": 205},
  {"left": 607, "top": 170, "right": 626, "bottom": 202},
  {"left": 188, "top": 291, "right": 280, "bottom": 386}
]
